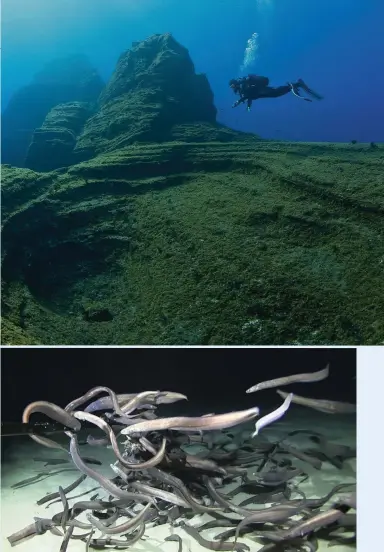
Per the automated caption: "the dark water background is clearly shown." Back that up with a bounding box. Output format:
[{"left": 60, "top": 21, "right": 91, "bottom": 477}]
[{"left": 1, "top": 347, "right": 356, "bottom": 421}]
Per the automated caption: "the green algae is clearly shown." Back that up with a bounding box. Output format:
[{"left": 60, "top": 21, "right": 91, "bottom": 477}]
[
  {"left": 2, "top": 140, "right": 383, "bottom": 345},
  {"left": 25, "top": 102, "right": 94, "bottom": 171}
]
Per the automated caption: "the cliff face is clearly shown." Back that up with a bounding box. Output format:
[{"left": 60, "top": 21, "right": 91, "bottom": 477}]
[
  {"left": 74, "top": 33, "right": 218, "bottom": 159},
  {"left": 3, "top": 34, "right": 224, "bottom": 170},
  {"left": 25, "top": 102, "right": 94, "bottom": 172},
  {"left": 2, "top": 55, "right": 104, "bottom": 168},
  {"left": 101, "top": 33, "right": 216, "bottom": 114}
]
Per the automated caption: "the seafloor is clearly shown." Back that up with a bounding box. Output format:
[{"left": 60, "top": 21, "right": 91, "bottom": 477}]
[
  {"left": 2, "top": 140, "right": 384, "bottom": 346},
  {"left": 1, "top": 408, "right": 356, "bottom": 552}
]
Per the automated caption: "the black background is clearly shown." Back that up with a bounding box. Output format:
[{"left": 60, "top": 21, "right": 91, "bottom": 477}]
[{"left": 1, "top": 347, "right": 356, "bottom": 422}]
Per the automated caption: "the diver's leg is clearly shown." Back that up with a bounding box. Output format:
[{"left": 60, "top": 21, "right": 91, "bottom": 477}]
[{"left": 259, "top": 85, "right": 291, "bottom": 98}]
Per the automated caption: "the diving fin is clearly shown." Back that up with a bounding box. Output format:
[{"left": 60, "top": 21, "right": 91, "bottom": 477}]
[
  {"left": 297, "top": 79, "right": 324, "bottom": 100},
  {"left": 289, "top": 83, "right": 312, "bottom": 102}
]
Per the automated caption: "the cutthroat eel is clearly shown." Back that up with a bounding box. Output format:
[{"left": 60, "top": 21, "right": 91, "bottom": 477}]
[
  {"left": 22, "top": 401, "right": 81, "bottom": 452},
  {"left": 260, "top": 507, "right": 346, "bottom": 542},
  {"left": 276, "top": 390, "right": 356, "bottom": 414},
  {"left": 246, "top": 365, "right": 329, "bottom": 394},
  {"left": 251, "top": 393, "right": 293, "bottom": 437},
  {"left": 85, "top": 391, "right": 187, "bottom": 414},
  {"left": 120, "top": 407, "right": 260, "bottom": 436}
]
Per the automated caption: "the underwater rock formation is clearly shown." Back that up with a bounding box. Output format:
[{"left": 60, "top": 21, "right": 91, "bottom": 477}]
[
  {"left": 25, "top": 102, "right": 94, "bottom": 172},
  {"left": 2, "top": 55, "right": 104, "bottom": 168},
  {"left": 3, "top": 34, "right": 248, "bottom": 171},
  {"left": 74, "top": 33, "right": 219, "bottom": 159},
  {"left": 1, "top": 34, "right": 383, "bottom": 346},
  {"left": 2, "top": 141, "right": 383, "bottom": 346}
]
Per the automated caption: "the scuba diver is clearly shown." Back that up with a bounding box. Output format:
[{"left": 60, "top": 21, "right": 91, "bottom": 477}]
[{"left": 229, "top": 74, "right": 323, "bottom": 111}]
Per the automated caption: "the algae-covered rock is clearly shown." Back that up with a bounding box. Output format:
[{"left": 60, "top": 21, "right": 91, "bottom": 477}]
[
  {"left": 0, "top": 318, "right": 41, "bottom": 346},
  {"left": 3, "top": 34, "right": 252, "bottom": 170},
  {"left": 82, "top": 306, "right": 114, "bottom": 323},
  {"left": 75, "top": 33, "right": 218, "bottom": 159},
  {"left": 2, "top": 55, "right": 104, "bottom": 167},
  {"left": 1, "top": 35, "right": 383, "bottom": 346},
  {"left": 168, "top": 122, "right": 256, "bottom": 143},
  {"left": 2, "top": 140, "right": 383, "bottom": 346},
  {"left": 25, "top": 102, "right": 94, "bottom": 172}
]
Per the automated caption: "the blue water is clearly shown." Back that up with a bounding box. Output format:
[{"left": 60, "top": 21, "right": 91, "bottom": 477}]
[{"left": 2, "top": 0, "right": 383, "bottom": 143}]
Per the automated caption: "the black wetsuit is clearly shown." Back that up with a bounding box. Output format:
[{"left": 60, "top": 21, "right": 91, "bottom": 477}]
[
  {"left": 232, "top": 75, "right": 292, "bottom": 110},
  {"left": 230, "top": 74, "right": 322, "bottom": 110}
]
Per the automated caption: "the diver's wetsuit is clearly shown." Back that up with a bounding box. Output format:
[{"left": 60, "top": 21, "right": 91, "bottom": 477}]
[
  {"left": 233, "top": 84, "right": 293, "bottom": 109},
  {"left": 230, "top": 74, "right": 322, "bottom": 110}
]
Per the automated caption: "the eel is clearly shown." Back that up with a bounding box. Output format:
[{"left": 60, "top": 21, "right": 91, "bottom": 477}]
[
  {"left": 238, "top": 490, "right": 288, "bottom": 507},
  {"left": 46, "top": 486, "right": 100, "bottom": 508},
  {"left": 69, "top": 434, "right": 157, "bottom": 503},
  {"left": 85, "top": 391, "right": 187, "bottom": 413},
  {"left": 252, "top": 394, "right": 293, "bottom": 437},
  {"left": 85, "top": 524, "right": 145, "bottom": 550},
  {"left": 59, "top": 524, "right": 74, "bottom": 552},
  {"left": 121, "top": 407, "right": 260, "bottom": 436},
  {"left": 32, "top": 457, "right": 69, "bottom": 466},
  {"left": 198, "top": 520, "right": 237, "bottom": 532},
  {"left": 246, "top": 365, "right": 330, "bottom": 394},
  {"left": 65, "top": 386, "right": 126, "bottom": 416},
  {"left": 288, "top": 483, "right": 356, "bottom": 509},
  {"left": 130, "top": 481, "right": 190, "bottom": 508},
  {"left": 276, "top": 390, "right": 356, "bottom": 414},
  {"left": 86, "top": 502, "right": 151, "bottom": 534},
  {"left": 12, "top": 469, "right": 78, "bottom": 490},
  {"left": 73, "top": 410, "right": 167, "bottom": 469},
  {"left": 278, "top": 443, "right": 323, "bottom": 470},
  {"left": 37, "top": 474, "right": 87, "bottom": 505},
  {"left": 254, "top": 467, "right": 303, "bottom": 487},
  {"left": 22, "top": 401, "right": 81, "bottom": 451},
  {"left": 11, "top": 384, "right": 356, "bottom": 552},
  {"left": 147, "top": 467, "right": 222, "bottom": 514},
  {"left": 204, "top": 476, "right": 305, "bottom": 518},
  {"left": 165, "top": 534, "right": 183, "bottom": 552},
  {"left": 259, "top": 507, "right": 347, "bottom": 542},
  {"left": 7, "top": 519, "right": 59, "bottom": 546},
  {"left": 308, "top": 436, "right": 356, "bottom": 463},
  {"left": 121, "top": 391, "right": 187, "bottom": 415},
  {"left": 58, "top": 486, "right": 69, "bottom": 530},
  {"left": 180, "top": 521, "right": 250, "bottom": 551},
  {"left": 185, "top": 455, "right": 227, "bottom": 474},
  {"left": 233, "top": 501, "right": 308, "bottom": 546}
]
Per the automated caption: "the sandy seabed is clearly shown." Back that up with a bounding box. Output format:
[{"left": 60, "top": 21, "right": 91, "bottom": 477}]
[{"left": 1, "top": 410, "right": 356, "bottom": 552}]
